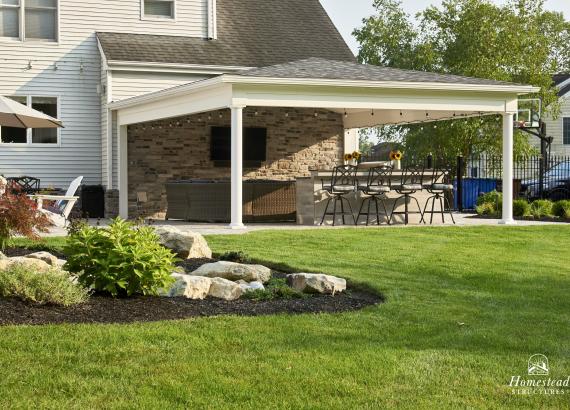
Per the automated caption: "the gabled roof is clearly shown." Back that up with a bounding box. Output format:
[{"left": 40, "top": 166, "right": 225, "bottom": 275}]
[
  {"left": 97, "top": 0, "right": 355, "bottom": 68},
  {"left": 234, "top": 58, "right": 526, "bottom": 87},
  {"left": 554, "top": 73, "right": 570, "bottom": 97}
]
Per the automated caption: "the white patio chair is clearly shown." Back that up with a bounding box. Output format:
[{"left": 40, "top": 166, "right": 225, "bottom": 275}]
[{"left": 33, "top": 176, "right": 83, "bottom": 227}]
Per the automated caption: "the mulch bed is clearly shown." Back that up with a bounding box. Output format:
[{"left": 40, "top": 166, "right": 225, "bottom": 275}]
[
  {"left": 4, "top": 247, "right": 66, "bottom": 259},
  {"left": 0, "top": 249, "right": 383, "bottom": 326},
  {"left": 466, "top": 214, "right": 570, "bottom": 223}
]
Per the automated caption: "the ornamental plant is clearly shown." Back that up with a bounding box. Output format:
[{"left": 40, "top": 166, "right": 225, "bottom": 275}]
[
  {"left": 530, "top": 200, "right": 554, "bottom": 219},
  {"left": 0, "top": 187, "right": 51, "bottom": 249},
  {"left": 64, "top": 218, "right": 176, "bottom": 297},
  {"left": 552, "top": 200, "right": 570, "bottom": 219}
]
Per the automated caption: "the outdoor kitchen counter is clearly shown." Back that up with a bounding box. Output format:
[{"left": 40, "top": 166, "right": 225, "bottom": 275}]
[{"left": 296, "top": 169, "right": 441, "bottom": 225}]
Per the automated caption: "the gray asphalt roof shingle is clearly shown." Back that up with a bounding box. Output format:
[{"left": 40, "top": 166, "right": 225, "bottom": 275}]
[
  {"left": 97, "top": 0, "right": 355, "bottom": 67},
  {"left": 235, "top": 58, "right": 525, "bottom": 87}
]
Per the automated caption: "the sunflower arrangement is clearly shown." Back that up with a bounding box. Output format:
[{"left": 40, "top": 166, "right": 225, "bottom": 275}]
[
  {"left": 389, "top": 150, "right": 403, "bottom": 161},
  {"left": 344, "top": 151, "right": 362, "bottom": 163}
]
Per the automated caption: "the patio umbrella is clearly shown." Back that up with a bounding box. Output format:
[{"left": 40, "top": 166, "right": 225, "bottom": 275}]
[{"left": 0, "top": 95, "right": 63, "bottom": 128}]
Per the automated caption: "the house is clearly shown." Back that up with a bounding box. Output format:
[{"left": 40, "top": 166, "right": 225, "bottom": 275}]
[
  {"left": 0, "top": 0, "right": 536, "bottom": 226},
  {"left": 541, "top": 74, "right": 570, "bottom": 156}
]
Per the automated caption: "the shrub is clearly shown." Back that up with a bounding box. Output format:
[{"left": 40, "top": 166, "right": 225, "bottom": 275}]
[
  {"left": 552, "top": 200, "right": 570, "bottom": 219},
  {"left": 242, "top": 278, "right": 308, "bottom": 301},
  {"left": 530, "top": 200, "right": 554, "bottom": 219},
  {"left": 475, "top": 190, "right": 502, "bottom": 217},
  {"left": 512, "top": 199, "right": 531, "bottom": 217},
  {"left": 476, "top": 202, "right": 498, "bottom": 217},
  {"left": 0, "top": 188, "right": 51, "bottom": 249},
  {"left": 218, "top": 251, "right": 251, "bottom": 264},
  {"left": 0, "top": 263, "right": 89, "bottom": 306},
  {"left": 64, "top": 218, "right": 176, "bottom": 297}
]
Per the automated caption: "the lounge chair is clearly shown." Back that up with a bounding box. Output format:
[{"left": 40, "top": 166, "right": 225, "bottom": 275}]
[{"left": 33, "top": 176, "right": 83, "bottom": 227}]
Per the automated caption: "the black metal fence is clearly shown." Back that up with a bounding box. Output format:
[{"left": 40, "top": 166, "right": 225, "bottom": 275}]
[{"left": 360, "top": 153, "right": 570, "bottom": 211}]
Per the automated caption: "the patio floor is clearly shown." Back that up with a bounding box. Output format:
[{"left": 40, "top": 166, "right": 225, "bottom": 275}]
[{"left": 43, "top": 214, "right": 558, "bottom": 237}]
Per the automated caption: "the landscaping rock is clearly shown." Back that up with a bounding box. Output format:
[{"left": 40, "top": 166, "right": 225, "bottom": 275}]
[
  {"left": 165, "top": 275, "right": 212, "bottom": 299},
  {"left": 24, "top": 251, "right": 60, "bottom": 267},
  {"left": 154, "top": 226, "right": 212, "bottom": 259},
  {"left": 287, "top": 273, "right": 347, "bottom": 295},
  {"left": 0, "top": 257, "right": 53, "bottom": 273},
  {"left": 239, "top": 281, "right": 265, "bottom": 293},
  {"left": 208, "top": 277, "right": 244, "bottom": 300},
  {"left": 191, "top": 261, "right": 271, "bottom": 283},
  {"left": 0, "top": 251, "right": 6, "bottom": 260}
]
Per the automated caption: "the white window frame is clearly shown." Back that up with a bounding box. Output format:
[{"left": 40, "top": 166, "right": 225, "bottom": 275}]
[
  {"left": 0, "top": 0, "right": 21, "bottom": 40},
  {"left": 141, "top": 0, "right": 176, "bottom": 21},
  {"left": 0, "top": 94, "right": 61, "bottom": 147},
  {"left": 0, "top": 0, "right": 59, "bottom": 43}
]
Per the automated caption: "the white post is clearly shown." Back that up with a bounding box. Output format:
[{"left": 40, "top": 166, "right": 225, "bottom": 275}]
[
  {"left": 500, "top": 112, "right": 515, "bottom": 225},
  {"left": 118, "top": 122, "right": 129, "bottom": 220},
  {"left": 230, "top": 106, "right": 246, "bottom": 229}
]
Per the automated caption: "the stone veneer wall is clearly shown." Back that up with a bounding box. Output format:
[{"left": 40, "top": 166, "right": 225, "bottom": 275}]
[{"left": 127, "top": 107, "right": 344, "bottom": 219}]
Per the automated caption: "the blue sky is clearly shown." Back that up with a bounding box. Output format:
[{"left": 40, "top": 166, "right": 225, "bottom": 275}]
[{"left": 320, "top": 0, "right": 570, "bottom": 54}]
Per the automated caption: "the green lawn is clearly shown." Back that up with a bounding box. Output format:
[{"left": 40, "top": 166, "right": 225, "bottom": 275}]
[{"left": 2, "top": 226, "right": 570, "bottom": 409}]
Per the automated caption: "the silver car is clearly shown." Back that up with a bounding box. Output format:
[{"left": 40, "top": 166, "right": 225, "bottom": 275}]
[{"left": 521, "top": 161, "right": 570, "bottom": 199}]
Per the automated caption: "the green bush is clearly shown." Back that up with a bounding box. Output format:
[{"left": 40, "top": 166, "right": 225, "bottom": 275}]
[
  {"left": 0, "top": 263, "right": 89, "bottom": 306},
  {"left": 529, "top": 200, "right": 554, "bottom": 219},
  {"left": 512, "top": 199, "right": 531, "bottom": 217},
  {"left": 218, "top": 251, "right": 251, "bottom": 264},
  {"left": 475, "top": 191, "right": 502, "bottom": 217},
  {"left": 552, "top": 200, "right": 570, "bottom": 219},
  {"left": 242, "top": 278, "right": 307, "bottom": 301},
  {"left": 64, "top": 218, "right": 176, "bottom": 297}
]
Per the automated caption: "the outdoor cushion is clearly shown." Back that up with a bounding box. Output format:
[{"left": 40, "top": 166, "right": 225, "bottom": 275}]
[
  {"left": 366, "top": 186, "right": 390, "bottom": 193},
  {"left": 400, "top": 184, "right": 423, "bottom": 191},
  {"left": 431, "top": 183, "right": 454, "bottom": 191},
  {"left": 332, "top": 185, "right": 356, "bottom": 192}
]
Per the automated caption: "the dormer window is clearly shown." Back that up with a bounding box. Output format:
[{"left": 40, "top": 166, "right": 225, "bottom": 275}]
[
  {"left": 0, "top": 0, "right": 58, "bottom": 41},
  {"left": 143, "top": 0, "right": 175, "bottom": 19}
]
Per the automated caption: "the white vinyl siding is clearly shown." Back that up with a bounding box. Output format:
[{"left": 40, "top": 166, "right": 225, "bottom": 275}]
[
  {"left": 0, "top": 0, "right": 209, "bottom": 188},
  {"left": 541, "top": 96, "right": 570, "bottom": 156}
]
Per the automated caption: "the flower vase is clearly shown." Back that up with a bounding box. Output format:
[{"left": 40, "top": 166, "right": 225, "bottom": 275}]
[{"left": 392, "top": 160, "right": 401, "bottom": 170}]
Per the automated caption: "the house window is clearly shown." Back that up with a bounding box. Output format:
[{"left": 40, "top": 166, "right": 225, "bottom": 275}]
[
  {"left": 0, "top": 95, "right": 59, "bottom": 145},
  {"left": 0, "top": 0, "right": 20, "bottom": 38},
  {"left": 143, "top": 0, "right": 175, "bottom": 18},
  {"left": 564, "top": 118, "right": 570, "bottom": 145},
  {"left": 0, "top": 0, "right": 57, "bottom": 41}
]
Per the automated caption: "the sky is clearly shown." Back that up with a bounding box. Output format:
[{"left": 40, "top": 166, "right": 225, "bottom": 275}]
[{"left": 320, "top": 0, "right": 570, "bottom": 54}]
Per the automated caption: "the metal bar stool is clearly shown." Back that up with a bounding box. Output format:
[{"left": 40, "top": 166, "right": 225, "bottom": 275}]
[
  {"left": 356, "top": 165, "right": 392, "bottom": 225},
  {"left": 320, "top": 165, "right": 358, "bottom": 226},
  {"left": 423, "top": 163, "right": 456, "bottom": 224},
  {"left": 389, "top": 166, "right": 426, "bottom": 225}
]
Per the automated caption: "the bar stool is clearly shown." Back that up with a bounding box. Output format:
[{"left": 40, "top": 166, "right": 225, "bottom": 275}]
[
  {"left": 389, "top": 166, "right": 426, "bottom": 225},
  {"left": 320, "top": 165, "right": 358, "bottom": 226},
  {"left": 356, "top": 165, "right": 393, "bottom": 225},
  {"left": 423, "top": 164, "right": 456, "bottom": 224}
]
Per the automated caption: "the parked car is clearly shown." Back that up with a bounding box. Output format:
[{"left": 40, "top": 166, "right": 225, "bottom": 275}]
[{"left": 521, "top": 161, "right": 570, "bottom": 199}]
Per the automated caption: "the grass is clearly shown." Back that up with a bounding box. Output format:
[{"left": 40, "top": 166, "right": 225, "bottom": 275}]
[{"left": 1, "top": 226, "right": 570, "bottom": 409}]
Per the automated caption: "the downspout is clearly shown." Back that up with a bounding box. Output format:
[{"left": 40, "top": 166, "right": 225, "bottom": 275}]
[{"left": 207, "top": 0, "right": 217, "bottom": 40}]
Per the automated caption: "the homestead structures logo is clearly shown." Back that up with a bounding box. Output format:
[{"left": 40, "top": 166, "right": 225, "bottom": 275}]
[{"left": 509, "top": 354, "right": 569, "bottom": 395}]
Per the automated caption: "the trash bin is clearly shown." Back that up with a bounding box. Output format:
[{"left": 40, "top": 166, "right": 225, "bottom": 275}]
[{"left": 81, "top": 185, "right": 105, "bottom": 218}]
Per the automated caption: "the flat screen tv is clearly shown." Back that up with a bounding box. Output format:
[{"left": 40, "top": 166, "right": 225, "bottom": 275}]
[{"left": 210, "top": 127, "right": 267, "bottom": 166}]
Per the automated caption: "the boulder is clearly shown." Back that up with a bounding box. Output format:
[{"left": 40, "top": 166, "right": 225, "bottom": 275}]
[
  {"left": 286, "top": 273, "right": 347, "bottom": 295},
  {"left": 0, "top": 257, "right": 53, "bottom": 273},
  {"left": 191, "top": 261, "right": 271, "bottom": 283},
  {"left": 239, "top": 281, "right": 265, "bottom": 293},
  {"left": 24, "top": 251, "right": 60, "bottom": 267},
  {"left": 165, "top": 275, "right": 212, "bottom": 299},
  {"left": 154, "top": 226, "right": 212, "bottom": 259},
  {"left": 208, "top": 277, "right": 244, "bottom": 300},
  {"left": 0, "top": 251, "right": 6, "bottom": 260}
]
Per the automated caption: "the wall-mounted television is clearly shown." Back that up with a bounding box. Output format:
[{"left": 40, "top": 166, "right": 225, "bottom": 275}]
[{"left": 210, "top": 126, "right": 267, "bottom": 167}]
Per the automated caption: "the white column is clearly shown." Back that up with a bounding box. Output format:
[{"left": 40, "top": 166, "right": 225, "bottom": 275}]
[
  {"left": 230, "top": 106, "right": 246, "bottom": 229},
  {"left": 500, "top": 112, "right": 515, "bottom": 225},
  {"left": 118, "top": 122, "right": 129, "bottom": 220}
]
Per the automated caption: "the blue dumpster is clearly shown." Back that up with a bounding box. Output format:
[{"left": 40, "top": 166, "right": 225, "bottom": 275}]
[{"left": 453, "top": 178, "right": 498, "bottom": 210}]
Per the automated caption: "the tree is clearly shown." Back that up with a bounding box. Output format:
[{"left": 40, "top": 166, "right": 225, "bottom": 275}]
[{"left": 353, "top": 0, "right": 570, "bottom": 162}]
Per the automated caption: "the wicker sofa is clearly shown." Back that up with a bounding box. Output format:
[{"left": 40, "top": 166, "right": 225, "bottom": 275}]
[{"left": 166, "top": 180, "right": 296, "bottom": 223}]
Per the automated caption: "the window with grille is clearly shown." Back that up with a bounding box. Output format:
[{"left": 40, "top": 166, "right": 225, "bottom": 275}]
[
  {"left": 0, "top": 0, "right": 57, "bottom": 41},
  {"left": 143, "top": 0, "right": 174, "bottom": 18},
  {"left": 0, "top": 95, "right": 59, "bottom": 145}
]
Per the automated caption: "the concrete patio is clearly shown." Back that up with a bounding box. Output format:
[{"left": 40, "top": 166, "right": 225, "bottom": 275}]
[{"left": 42, "top": 214, "right": 559, "bottom": 237}]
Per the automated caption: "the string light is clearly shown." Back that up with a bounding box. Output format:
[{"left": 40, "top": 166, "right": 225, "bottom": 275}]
[
  {"left": 344, "top": 110, "right": 348, "bottom": 118},
  {"left": 285, "top": 112, "right": 289, "bottom": 118},
  {"left": 371, "top": 109, "right": 374, "bottom": 116},
  {"left": 314, "top": 110, "right": 318, "bottom": 117}
]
